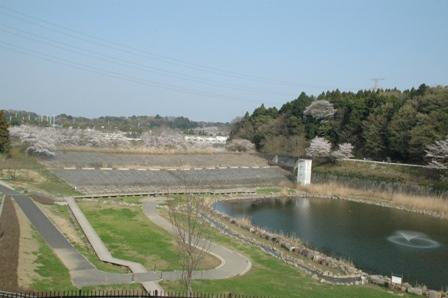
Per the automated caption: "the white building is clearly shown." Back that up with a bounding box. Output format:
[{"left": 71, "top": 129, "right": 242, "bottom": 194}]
[{"left": 184, "top": 135, "right": 228, "bottom": 144}]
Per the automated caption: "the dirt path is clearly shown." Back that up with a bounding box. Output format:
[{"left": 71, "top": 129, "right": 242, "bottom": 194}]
[{"left": 0, "top": 197, "right": 20, "bottom": 291}]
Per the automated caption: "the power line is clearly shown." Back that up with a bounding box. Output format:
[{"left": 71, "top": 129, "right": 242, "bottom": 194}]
[
  {"left": 0, "top": 40, "right": 280, "bottom": 105},
  {"left": 0, "top": 4, "right": 334, "bottom": 90},
  {"left": 0, "top": 23, "right": 294, "bottom": 98}
]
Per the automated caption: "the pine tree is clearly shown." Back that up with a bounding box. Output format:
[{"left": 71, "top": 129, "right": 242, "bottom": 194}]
[{"left": 0, "top": 110, "right": 10, "bottom": 154}]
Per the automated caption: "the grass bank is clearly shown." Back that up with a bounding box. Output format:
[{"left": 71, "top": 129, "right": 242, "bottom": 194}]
[
  {"left": 0, "top": 147, "right": 78, "bottom": 196},
  {"left": 297, "top": 182, "right": 448, "bottom": 219},
  {"left": 78, "top": 201, "right": 219, "bottom": 271},
  {"left": 313, "top": 160, "right": 448, "bottom": 196}
]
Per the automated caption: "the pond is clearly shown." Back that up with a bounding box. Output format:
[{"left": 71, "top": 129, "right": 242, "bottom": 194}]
[{"left": 214, "top": 197, "right": 448, "bottom": 290}]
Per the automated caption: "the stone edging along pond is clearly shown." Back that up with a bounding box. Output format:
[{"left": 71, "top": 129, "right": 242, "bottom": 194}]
[{"left": 202, "top": 194, "right": 447, "bottom": 297}]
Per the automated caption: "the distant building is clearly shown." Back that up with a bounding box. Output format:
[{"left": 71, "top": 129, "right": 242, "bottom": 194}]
[{"left": 184, "top": 135, "right": 228, "bottom": 144}]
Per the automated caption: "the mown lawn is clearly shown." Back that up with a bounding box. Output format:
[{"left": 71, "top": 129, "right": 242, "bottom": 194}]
[
  {"left": 31, "top": 229, "right": 75, "bottom": 292},
  {"left": 30, "top": 224, "right": 141, "bottom": 291},
  {"left": 78, "top": 201, "right": 185, "bottom": 271},
  {"left": 48, "top": 204, "right": 128, "bottom": 273}
]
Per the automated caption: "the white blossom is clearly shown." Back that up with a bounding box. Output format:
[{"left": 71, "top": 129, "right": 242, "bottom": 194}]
[
  {"left": 303, "top": 100, "right": 336, "bottom": 120},
  {"left": 425, "top": 138, "right": 448, "bottom": 169},
  {"left": 331, "top": 143, "right": 354, "bottom": 160},
  {"left": 305, "top": 137, "right": 332, "bottom": 158},
  {"left": 141, "top": 128, "right": 187, "bottom": 149},
  {"left": 226, "top": 138, "right": 255, "bottom": 152}
]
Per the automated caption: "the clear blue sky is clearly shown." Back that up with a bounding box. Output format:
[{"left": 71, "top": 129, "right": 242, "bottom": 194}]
[{"left": 0, "top": 0, "right": 447, "bottom": 122}]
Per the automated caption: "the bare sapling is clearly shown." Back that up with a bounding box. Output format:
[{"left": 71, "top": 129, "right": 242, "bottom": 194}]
[{"left": 168, "top": 194, "right": 210, "bottom": 294}]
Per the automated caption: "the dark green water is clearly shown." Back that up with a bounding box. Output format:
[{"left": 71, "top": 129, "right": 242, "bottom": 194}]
[{"left": 214, "top": 198, "right": 448, "bottom": 290}]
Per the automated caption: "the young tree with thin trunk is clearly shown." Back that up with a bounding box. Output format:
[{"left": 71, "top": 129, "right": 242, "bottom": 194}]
[
  {"left": 168, "top": 194, "right": 210, "bottom": 295},
  {"left": 0, "top": 110, "right": 10, "bottom": 155}
]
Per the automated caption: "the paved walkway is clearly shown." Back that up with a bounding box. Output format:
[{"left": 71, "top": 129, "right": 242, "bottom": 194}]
[
  {"left": 0, "top": 182, "right": 251, "bottom": 293},
  {"left": 68, "top": 197, "right": 251, "bottom": 287},
  {"left": 140, "top": 199, "right": 252, "bottom": 281},
  {"left": 66, "top": 197, "right": 163, "bottom": 293},
  {"left": 0, "top": 183, "right": 134, "bottom": 288}
]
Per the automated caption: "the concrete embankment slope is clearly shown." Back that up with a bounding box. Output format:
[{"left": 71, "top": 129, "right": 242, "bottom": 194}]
[{"left": 52, "top": 166, "right": 288, "bottom": 194}]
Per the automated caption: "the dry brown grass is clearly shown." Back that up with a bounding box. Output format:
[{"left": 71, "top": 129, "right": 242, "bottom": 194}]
[
  {"left": 0, "top": 197, "right": 19, "bottom": 291},
  {"left": 38, "top": 204, "right": 85, "bottom": 247},
  {"left": 15, "top": 201, "right": 39, "bottom": 289},
  {"left": 296, "top": 182, "right": 448, "bottom": 218},
  {"left": 236, "top": 216, "right": 251, "bottom": 227},
  {"left": 0, "top": 169, "right": 46, "bottom": 185}
]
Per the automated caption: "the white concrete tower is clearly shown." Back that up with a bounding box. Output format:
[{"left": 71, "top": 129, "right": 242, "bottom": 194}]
[{"left": 296, "top": 159, "right": 312, "bottom": 185}]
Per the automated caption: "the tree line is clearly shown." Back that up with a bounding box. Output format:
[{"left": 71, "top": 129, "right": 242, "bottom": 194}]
[
  {"left": 3, "top": 110, "right": 229, "bottom": 137},
  {"left": 230, "top": 84, "right": 448, "bottom": 164}
]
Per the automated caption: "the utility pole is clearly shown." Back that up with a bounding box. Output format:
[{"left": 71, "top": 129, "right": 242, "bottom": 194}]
[{"left": 371, "top": 78, "right": 384, "bottom": 91}]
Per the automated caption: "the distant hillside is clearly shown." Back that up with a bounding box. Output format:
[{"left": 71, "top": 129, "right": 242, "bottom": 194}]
[
  {"left": 230, "top": 84, "right": 448, "bottom": 164},
  {"left": 3, "top": 110, "right": 230, "bottom": 137}
]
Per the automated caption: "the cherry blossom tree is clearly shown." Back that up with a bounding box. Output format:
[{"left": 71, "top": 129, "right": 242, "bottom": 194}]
[
  {"left": 225, "top": 138, "right": 255, "bottom": 152},
  {"left": 305, "top": 137, "right": 332, "bottom": 158},
  {"left": 303, "top": 100, "right": 336, "bottom": 120},
  {"left": 425, "top": 138, "right": 448, "bottom": 169},
  {"left": 141, "top": 128, "right": 186, "bottom": 149},
  {"left": 331, "top": 143, "right": 354, "bottom": 160}
]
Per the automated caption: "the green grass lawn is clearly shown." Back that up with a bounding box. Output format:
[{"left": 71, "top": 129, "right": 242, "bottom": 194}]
[
  {"left": 78, "top": 201, "right": 184, "bottom": 271},
  {"left": 48, "top": 204, "right": 128, "bottom": 273},
  {"left": 256, "top": 186, "right": 282, "bottom": 194},
  {"left": 31, "top": 229, "right": 76, "bottom": 292},
  {"left": 160, "top": 204, "right": 405, "bottom": 298},
  {"left": 29, "top": 225, "right": 141, "bottom": 291}
]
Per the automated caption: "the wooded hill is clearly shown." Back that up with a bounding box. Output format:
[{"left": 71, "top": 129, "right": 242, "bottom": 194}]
[
  {"left": 230, "top": 84, "right": 448, "bottom": 164},
  {"left": 3, "top": 110, "right": 230, "bottom": 137}
]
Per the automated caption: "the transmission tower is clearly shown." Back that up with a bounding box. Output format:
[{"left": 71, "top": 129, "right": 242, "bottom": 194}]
[{"left": 371, "top": 78, "right": 384, "bottom": 90}]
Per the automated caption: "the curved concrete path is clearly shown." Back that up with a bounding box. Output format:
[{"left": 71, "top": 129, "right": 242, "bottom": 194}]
[
  {"left": 139, "top": 198, "right": 252, "bottom": 281},
  {"left": 68, "top": 197, "right": 251, "bottom": 286}
]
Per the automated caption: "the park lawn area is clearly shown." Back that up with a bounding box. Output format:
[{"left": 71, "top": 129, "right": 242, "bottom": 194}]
[
  {"left": 44, "top": 204, "right": 128, "bottom": 273},
  {"left": 78, "top": 201, "right": 219, "bottom": 271},
  {"left": 30, "top": 227, "right": 142, "bottom": 292},
  {"left": 0, "top": 147, "right": 79, "bottom": 196},
  {"left": 161, "top": 206, "right": 404, "bottom": 298}
]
